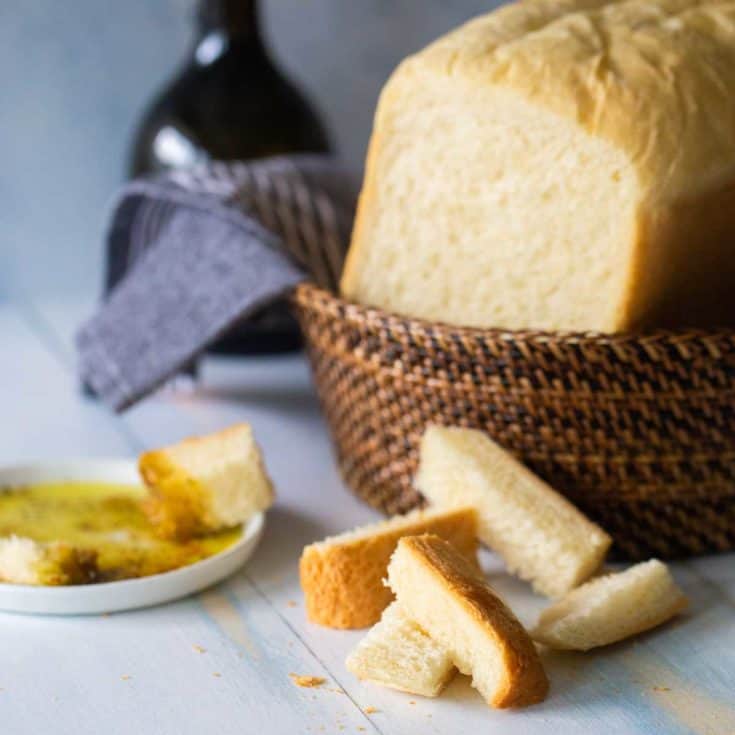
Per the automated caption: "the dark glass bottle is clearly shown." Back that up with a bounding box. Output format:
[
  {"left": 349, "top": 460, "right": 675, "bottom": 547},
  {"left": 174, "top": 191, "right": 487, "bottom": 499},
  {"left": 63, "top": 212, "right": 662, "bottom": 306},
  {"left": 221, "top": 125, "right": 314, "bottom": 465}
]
[{"left": 127, "top": 0, "right": 331, "bottom": 354}]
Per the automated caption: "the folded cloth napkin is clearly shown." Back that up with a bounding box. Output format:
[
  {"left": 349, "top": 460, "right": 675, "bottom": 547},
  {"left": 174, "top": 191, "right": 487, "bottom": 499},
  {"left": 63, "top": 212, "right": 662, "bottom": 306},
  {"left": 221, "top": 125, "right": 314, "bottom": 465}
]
[{"left": 77, "top": 155, "right": 357, "bottom": 412}]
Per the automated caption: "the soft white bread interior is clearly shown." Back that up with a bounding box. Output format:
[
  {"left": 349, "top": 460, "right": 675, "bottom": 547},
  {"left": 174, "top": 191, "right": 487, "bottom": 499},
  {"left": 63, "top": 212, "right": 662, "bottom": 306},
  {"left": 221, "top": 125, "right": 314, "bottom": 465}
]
[
  {"left": 416, "top": 425, "right": 610, "bottom": 598},
  {"left": 387, "top": 534, "right": 548, "bottom": 708},
  {"left": 139, "top": 423, "right": 274, "bottom": 539},
  {"left": 0, "top": 535, "right": 97, "bottom": 586},
  {"left": 300, "top": 506, "right": 477, "bottom": 629},
  {"left": 341, "top": 0, "right": 735, "bottom": 332},
  {"left": 346, "top": 601, "right": 456, "bottom": 697},
  {"left": 532, "top": 559, "right": 687, "bottom": 650}
]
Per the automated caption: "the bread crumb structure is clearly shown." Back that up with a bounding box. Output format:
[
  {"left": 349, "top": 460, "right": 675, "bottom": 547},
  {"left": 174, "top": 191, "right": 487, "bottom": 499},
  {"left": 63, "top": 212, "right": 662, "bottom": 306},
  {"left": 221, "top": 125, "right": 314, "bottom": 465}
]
[{"left": 346, "top": 602, "right": 455, "bottom": 697}]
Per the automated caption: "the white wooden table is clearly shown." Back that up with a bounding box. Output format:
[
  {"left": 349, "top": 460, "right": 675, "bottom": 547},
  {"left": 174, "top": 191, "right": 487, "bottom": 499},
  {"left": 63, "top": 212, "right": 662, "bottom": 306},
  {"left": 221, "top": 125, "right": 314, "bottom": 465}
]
[{"left": 1, "top": 297, "right": 733, "bottom": 735}]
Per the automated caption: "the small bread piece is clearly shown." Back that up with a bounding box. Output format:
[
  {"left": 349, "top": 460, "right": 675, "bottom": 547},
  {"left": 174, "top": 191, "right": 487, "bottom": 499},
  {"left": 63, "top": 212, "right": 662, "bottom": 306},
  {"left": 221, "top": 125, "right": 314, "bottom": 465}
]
[
  {"left": 532, "top": 560, "right": 687, "bottom": 651},
  {"left": 417, "top": 426, "right": 611, "bottom": 598},
  {"left": 387, "top": 534, "right": 549, "bottom": 708},
  {"left": 139, "top": 423, "right": 274, "bottom": 539},
  {"left": 346, "top": 602, "right": 455, "bottom": 697},
  {"left": 0, "top": 536, "right": 97, "bottom": 586},
  {"left": 300, "top": 506, "right": 478, "bottom": 629}
]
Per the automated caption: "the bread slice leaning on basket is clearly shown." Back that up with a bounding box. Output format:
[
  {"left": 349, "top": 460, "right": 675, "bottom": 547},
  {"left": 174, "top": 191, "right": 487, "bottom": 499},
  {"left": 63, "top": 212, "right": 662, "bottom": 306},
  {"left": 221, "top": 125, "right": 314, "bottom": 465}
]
[{"left": 416, "top": 425, "right": 611, "bottom": 598}]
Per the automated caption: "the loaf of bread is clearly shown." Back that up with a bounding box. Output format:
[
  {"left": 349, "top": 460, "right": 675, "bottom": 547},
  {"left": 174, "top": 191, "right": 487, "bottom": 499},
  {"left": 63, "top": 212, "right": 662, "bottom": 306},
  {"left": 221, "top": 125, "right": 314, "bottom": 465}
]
[
  {"left": 341, "top": 0, "right": 735, "bottom": 332},
  {"left": 346, "top": 602, "right": 456, "bottom": 697},
  {"left": 532, "top": 559, "right": 687, "bottom": 650},
  {"left": 0, "top": 536, "right": 97, "bottom": 586},
  {"left": 416, "top": 426, "right": 610, "bottom": 598},
  {"left": 300, "top": 506, "right": 477, "bottom": 629},
  {"left": 387, "top": 534, "right": 548, "bottom": 708},
  {"left": 139, "top": 423, "right": 274, "bottom": 539}
]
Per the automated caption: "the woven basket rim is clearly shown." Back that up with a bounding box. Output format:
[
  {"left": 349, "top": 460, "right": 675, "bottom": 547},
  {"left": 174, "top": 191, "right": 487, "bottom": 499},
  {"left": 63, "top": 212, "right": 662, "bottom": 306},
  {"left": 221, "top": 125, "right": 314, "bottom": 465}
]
[{"left": 293, "top": 282, "right": 735, "bottom": 348}]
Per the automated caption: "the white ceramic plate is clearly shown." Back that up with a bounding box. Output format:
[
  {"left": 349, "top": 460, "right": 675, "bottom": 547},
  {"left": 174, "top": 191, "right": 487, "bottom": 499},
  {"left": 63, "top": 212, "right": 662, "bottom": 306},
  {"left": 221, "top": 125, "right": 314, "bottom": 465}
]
[{"left": 0, "top": 459, "right": 264, "bottom": 616}]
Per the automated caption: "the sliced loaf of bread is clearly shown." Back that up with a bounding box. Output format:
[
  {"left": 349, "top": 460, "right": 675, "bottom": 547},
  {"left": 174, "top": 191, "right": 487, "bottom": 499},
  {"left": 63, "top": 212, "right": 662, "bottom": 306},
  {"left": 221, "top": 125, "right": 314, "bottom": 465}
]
[{"left": 341, "top": 0, "right": 735, "bottom": 332}]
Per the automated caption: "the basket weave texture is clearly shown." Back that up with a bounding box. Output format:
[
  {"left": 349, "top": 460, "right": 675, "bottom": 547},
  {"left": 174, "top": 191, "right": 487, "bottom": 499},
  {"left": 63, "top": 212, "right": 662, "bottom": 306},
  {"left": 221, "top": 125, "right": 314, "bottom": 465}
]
[{"left": 292, "top": 283, "right": 735, "bottom": 560}]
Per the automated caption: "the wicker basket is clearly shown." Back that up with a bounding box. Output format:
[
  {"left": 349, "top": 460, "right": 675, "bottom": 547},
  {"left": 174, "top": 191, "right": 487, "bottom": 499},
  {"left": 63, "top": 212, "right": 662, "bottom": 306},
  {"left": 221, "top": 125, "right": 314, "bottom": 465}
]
[{"left": 292, "top": 283, "right": 735, "bottom": 560}]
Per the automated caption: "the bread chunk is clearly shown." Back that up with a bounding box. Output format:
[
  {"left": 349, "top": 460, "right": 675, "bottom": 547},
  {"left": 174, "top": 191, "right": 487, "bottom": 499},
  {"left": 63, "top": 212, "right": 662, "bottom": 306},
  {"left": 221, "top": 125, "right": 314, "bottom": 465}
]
[
  {"left": 0, "top": 535, "right": 97, "bottom": 586},
  {"left": 532, "top": 559, "right": 687, "bottom": 650},
  {"left": 139, "top": 423, "right": 274, "bottom": 539},
  {"left": 300, "top": 506, "right": 477, "bottom": 629},
  {"left": 387, "top": 534, "right": 549, "bottom": 708},
  {"left": 342, "top": 0, "right": 735, "bottom": 331},
  {"left": 346, "top": 602, "right": 455, "bottom": 697},
  {"left": 417, "top": 426, "right": 610, "bottom": 598}
]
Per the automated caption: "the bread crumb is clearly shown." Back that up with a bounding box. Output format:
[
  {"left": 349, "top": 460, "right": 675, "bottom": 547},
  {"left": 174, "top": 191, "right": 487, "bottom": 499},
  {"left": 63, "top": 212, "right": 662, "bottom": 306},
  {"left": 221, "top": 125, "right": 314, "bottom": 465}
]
[
  {"left": 289, "top": 673, "right": 326, "bottom": 688},
  {"left": 287, "top": 600, "right": 298, "bottom": 608},
  {"left": 328, "top": 687, "right": 345, "bottom": 695},
  {"left": 409, "top": 700, "right": 416, "bottom": 705},
  {"left": 363, "top": 706, "right": 378, "bottom": 714},
  {"left": 193, "top": 645, "right": 206, "bottom": 654},
  {"left": 213, "top": 672, "right": 222, "bottom": 678},
  {"left": 653, "top": 686, "right": 671, "bottom": 692},
  {"left": 121, "top": 675, "right": 131, "bottom": 681}
]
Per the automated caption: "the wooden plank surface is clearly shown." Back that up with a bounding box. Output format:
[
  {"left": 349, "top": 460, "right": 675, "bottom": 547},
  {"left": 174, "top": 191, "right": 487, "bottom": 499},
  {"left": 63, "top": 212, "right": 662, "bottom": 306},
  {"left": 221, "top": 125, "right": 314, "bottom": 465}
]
[{"left": 0, "top": 298, "right": 733, "bottom": 735}]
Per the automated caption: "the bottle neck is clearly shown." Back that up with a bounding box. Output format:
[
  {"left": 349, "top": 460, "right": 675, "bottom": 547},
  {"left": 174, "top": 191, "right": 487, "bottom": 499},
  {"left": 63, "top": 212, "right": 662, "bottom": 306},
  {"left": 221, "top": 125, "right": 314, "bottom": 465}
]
[{"left": 197, "top": 0, "right": 259, "bottom": 39}]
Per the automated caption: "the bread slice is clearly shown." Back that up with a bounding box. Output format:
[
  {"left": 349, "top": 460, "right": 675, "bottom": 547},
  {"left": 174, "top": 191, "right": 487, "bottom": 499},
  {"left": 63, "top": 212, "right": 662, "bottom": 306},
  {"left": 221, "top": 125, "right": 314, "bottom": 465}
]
[
  {"left": 416, "top": 425, "right": 611, "bottom": 598},
  {"left": 387, "top": 534, "right": 548, "bottom": 708},
  {"left": 532, "top": 559, "right": 687, "bottom": 651},
  {"left": 341, "top": 0, "right": 735, "bottom": 332},
  {"left": 139, "top": 423, "right": 274, "bottom": 539},
  {"left": 300, "top": 506, "right": 477, "bottom": 629},
  {"left": 0, "top": 536, "right": 98, "bottom": 586},
  {"left": 346, "top": 602, "right": 455, "bottom": 697}
]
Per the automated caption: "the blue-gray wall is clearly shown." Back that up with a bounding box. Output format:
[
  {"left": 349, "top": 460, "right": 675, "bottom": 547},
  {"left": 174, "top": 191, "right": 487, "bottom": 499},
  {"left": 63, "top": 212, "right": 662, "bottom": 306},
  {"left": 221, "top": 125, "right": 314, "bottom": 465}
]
[{"left": 0, "top": 1, "right": 499, "bottom": 300}]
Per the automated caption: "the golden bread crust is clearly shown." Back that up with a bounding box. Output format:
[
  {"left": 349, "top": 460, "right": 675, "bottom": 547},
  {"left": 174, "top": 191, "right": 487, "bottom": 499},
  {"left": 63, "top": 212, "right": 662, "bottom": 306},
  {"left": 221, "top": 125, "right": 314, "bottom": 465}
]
[
  {"left": 392, "top": 534, "right": 549, "bottom": 708},
  {"left": 300, "top": 507, "right": 478, "bottom": 629}
]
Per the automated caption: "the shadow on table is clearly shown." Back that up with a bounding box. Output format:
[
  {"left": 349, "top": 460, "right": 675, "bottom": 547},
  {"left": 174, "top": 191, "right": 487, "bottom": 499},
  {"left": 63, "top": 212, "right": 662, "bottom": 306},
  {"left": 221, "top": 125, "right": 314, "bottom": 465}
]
[
  {"left": 236, "top": 505, "right": 333, "bottom": 589},
  {"left": 192, "top": 384, "right": 320, "bottom": 417}
]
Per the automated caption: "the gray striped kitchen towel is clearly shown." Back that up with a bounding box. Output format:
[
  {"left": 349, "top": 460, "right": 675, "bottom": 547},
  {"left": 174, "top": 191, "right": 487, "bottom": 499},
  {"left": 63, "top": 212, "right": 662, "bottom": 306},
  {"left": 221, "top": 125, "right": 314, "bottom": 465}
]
[{"left": 77, "top": 155, "right": 357, "bottom": 412}]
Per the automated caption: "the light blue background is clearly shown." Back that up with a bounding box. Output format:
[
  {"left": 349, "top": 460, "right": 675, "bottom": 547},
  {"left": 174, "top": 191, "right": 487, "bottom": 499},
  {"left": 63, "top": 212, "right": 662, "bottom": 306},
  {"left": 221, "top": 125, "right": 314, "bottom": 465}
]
[{"left": 0, "top": 0, "right": 499, "bottom": 302}]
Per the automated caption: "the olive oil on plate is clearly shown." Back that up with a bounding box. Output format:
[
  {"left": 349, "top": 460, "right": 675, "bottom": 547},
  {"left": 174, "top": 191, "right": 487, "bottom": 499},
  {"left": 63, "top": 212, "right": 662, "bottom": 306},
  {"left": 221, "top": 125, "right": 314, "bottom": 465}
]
[{"left": 0, "top": 482, "right": 241, "bottom": 583}]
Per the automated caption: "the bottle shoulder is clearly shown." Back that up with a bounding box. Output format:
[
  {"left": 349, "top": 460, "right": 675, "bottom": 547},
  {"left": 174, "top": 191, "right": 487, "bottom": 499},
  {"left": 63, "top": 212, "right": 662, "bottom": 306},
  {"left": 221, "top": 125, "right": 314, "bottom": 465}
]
[
  {"left": 147, "top": 47, "right": 321, "bottom": 121},
  {"left": 129, "top": 45, "right": 330, "bottom": 174}
]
